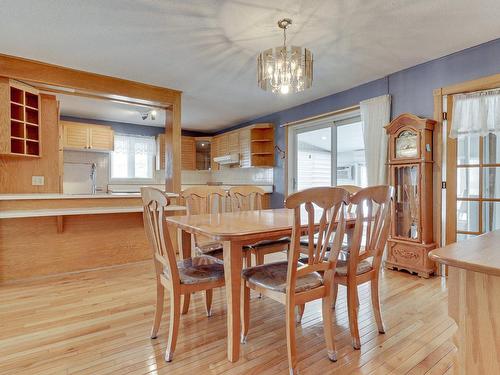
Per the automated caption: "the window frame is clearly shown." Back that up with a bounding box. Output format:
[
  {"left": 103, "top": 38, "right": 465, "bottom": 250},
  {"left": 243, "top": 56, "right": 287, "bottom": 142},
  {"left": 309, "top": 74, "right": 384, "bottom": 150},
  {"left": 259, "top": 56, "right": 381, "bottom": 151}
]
[
  {"left": 109, "top": 133, "right": 156, "bottom": 184},
  {"left": 287, "top": 109, "right": 364, "bottom": 194}
]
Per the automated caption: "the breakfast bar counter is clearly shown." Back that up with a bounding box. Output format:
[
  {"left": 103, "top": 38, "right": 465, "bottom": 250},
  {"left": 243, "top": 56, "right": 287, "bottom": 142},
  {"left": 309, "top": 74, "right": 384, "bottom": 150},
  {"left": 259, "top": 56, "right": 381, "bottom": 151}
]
[
  {"left": 0, "top": 193, "right": 184, "bottom": 282},
  {"left": 429, "top": 231, "right": 500, "bottom": 375}
]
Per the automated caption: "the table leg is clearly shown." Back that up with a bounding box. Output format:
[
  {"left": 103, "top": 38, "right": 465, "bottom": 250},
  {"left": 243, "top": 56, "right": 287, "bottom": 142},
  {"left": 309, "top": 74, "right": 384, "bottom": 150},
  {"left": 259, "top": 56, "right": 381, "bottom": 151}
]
[
  {"left": 177, "top": 229, "right": 191, "bottom": 260},
  {"left": 223, "top": 240, "right": 243, "bottom": 362}
]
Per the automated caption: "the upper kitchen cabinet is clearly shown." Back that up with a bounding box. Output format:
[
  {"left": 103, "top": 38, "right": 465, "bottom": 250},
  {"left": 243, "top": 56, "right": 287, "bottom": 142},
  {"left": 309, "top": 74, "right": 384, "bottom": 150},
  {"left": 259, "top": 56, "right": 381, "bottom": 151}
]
[
  {"left": 0, "top": 78, "right": 41, "bottom": 157},
  {"left": 212, "top": 123, "right": 274, "bottom": 169},
  {"left": 181, "top": 135, "right": 196, "bottom": 170},
  {"left": 195, "top": 138, "right": 211, "bottom": 170},
  {"left": 62, "top": 121, "right": 114, "bottom": 151}
]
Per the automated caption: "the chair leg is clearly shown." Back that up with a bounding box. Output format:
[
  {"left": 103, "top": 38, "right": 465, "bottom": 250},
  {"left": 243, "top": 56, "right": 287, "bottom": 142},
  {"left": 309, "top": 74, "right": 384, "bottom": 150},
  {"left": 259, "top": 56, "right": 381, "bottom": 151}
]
[
  {"left": 151, "top": 281, "right": 165, "bottom": 339},
  {"left": 322, "top": 293, "right": 337, "bottom": 362},
  {"left": 241, "top": 281, "right": 250, "bottom": 343},
  {"left": 205, "top": 289, "right": 213, "bottom": 317},
  {"left": 165, "top": 290, "right": 181, "bottom": 362},
  {"left": 296, "top": 304, "right": 305, "bottom": 324},
  {"left": 181, "top": 293, "right": 190, "bottom": 315},
  {"left": 332, "top": 282, "right": 339, "bottom": 309},
  {"left": 286, "top": 302, "right": 298, "bottom": 374},
  {"left": 371, "top": 278, "right": 385, "bottom": 334},
  {"left": 347, "top": 282, "right": 361, "bottom": 350}
]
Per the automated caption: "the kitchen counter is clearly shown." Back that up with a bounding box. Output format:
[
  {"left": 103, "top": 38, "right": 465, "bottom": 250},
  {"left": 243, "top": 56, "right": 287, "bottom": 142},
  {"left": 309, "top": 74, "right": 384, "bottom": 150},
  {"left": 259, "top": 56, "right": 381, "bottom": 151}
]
[
  {"left": 429, "top": 231, "right": 500, "bottom": 374},
  {"left": 0, "top": 205, "right": 186, "bottom": 219},
  {"left": 0, "top": 192, "right": 178, "bottom": 200}
]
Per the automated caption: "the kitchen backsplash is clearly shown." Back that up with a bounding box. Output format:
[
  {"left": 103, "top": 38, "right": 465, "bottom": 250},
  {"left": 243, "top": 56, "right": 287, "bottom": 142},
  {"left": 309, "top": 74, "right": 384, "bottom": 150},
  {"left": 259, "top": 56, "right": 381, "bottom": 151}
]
[
  {"left": 182, "top": 167, "right": 273, "bottom": 186},
  {"left": 64, "top": 151, "right": 273, "bottom": 193}
]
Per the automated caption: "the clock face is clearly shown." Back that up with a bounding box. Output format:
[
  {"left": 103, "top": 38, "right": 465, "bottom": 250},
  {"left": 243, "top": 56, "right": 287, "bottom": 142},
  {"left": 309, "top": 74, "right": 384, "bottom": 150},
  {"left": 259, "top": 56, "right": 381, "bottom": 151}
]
[{"left": 395, "top": 130, "right": 418, "bottom": 158}]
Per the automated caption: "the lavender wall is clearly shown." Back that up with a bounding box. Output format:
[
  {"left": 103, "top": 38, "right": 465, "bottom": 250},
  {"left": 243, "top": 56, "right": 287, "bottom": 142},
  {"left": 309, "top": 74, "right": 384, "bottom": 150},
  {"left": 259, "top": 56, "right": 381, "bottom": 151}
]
[{"left": 227, "top": 38, "right": 500, "bottom": 208}]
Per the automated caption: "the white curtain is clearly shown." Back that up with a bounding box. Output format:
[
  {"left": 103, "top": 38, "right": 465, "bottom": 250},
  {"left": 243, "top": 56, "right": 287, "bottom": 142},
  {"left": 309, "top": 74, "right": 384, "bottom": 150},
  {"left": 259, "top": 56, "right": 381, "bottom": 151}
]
[
  {"left": 111, "top": 134, "right": 156, "bottom": 179},
  {"left": 450, "top": 89, "right": 500, "bottom": 138},
  {"left": 360, "top": 94, "right": 391, "bottom": 185}
]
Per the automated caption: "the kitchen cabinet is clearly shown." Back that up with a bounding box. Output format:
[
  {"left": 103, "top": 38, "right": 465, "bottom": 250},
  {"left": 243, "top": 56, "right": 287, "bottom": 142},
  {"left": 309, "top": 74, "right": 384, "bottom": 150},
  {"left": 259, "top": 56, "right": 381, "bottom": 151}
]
[
  {"left": 62, "top": 121, "right": 114, "bottom": 151},
  {"left": 156, "top": 133, "right": 165, "bottom": 170},
  {"left": 211, "top": 123, "right": 275, "bottom": 169},
  {"left": 181, "top": 136, "right": 196, "bottom": 170},
  {"left": 0, "top": 78, "right": 41, "bottom": 157}
]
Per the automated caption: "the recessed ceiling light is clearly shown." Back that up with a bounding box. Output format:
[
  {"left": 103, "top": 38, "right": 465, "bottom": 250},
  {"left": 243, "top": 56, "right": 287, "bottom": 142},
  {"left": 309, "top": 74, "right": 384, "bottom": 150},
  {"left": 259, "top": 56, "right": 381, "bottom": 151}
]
[{"left": 321, "top": 136, "right": 327, "bottom": 140}]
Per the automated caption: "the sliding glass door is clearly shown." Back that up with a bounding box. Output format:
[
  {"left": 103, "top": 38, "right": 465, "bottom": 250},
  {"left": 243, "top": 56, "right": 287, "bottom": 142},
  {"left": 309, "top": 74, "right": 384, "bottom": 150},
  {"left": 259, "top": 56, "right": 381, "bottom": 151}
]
[{"left": 288, "top": 111, "right": 367, "bottom": 193}]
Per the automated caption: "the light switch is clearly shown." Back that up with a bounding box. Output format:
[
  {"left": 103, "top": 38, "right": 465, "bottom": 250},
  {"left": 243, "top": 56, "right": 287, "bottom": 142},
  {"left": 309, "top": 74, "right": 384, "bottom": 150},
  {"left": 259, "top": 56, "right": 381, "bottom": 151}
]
[{"left": 32, "top": 176, "right": 45, "bottom": 186}]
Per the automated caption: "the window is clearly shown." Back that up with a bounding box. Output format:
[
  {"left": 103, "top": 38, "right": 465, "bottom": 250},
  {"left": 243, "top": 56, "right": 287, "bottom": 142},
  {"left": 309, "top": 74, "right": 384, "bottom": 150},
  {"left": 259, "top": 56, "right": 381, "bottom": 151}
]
[
  {"left": 110, "top": 134, "right": 156, "bottom": 180},
  {"left": 288, "top": 111, "right": 367, "bottom": 192}
]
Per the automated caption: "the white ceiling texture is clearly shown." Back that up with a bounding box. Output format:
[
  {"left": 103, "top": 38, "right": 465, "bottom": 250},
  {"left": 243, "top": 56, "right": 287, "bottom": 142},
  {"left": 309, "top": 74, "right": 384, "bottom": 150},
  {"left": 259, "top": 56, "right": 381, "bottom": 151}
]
[{"left": 1, "top": 0, "right": 499, "bottom": 132}]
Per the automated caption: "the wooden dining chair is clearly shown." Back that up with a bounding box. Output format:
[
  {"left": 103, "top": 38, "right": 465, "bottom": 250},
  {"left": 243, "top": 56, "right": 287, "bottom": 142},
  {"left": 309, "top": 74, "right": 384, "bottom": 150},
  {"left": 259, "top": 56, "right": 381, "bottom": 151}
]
[
  {"left": 332, "top": 185, "right": 393, "bottom": 350},
  {"left": 141, "top": 187, "right": 225, "bottom": 362},
  {"left": 241, "top": 187, "right": 349, "bottom": 374},
  {"left": 181, "top": 186, "right": 227, "bottom": 259},
  {"left": 229, "top": 186, "right": 290, "bottom": 266}
]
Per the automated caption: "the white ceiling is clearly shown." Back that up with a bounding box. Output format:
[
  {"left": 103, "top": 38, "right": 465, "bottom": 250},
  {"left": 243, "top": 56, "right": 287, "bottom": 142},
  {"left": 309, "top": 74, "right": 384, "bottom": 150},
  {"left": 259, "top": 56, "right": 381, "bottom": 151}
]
[
  {"left": 1, "top": 0, "right": 499, "bottom": 132},
  {"left": 55, "top": 93, "right": 167, "bottom": 127}
]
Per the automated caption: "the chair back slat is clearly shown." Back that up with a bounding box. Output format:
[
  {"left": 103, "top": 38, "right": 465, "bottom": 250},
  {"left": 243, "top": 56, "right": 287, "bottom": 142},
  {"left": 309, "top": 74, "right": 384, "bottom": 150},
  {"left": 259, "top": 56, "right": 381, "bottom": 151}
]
[
  {"left": 228, "top": 186, "right": 265, "bottom": 212},
  {"left": 181, "top": 186, "right": 226, "bottom": 215},
  {"left": 141, "top": 187, "right": 180, "bottom": 283},
  {"left": 347, "top": 185, "right": 394, "bottom": 276},
  {"left": 181, "top": 187, "right": 227, "bottom": 248},
  {"left": 285, "top": 187, "right": 349, "bottom": 290}
]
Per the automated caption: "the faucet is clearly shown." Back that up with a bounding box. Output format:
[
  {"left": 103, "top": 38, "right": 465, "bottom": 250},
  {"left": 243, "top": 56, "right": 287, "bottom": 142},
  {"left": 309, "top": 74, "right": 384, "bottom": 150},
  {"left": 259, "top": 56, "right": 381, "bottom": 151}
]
[{"left": 90, "top": 163, "right": 97, "bottom": 195}]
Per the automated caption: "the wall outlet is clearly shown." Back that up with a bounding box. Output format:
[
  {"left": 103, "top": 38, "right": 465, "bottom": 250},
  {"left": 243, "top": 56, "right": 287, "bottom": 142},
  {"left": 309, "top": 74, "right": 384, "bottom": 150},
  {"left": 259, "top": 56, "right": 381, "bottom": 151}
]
[{"left": 32, "top": 176, "right": 45, "bottom": 186}]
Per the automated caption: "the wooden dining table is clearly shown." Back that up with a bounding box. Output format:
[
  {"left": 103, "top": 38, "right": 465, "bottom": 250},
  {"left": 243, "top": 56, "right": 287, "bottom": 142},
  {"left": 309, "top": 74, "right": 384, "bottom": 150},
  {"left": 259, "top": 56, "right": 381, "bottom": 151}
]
[{"left": 166, "top": 207, "right": 355, "bottom": 362}]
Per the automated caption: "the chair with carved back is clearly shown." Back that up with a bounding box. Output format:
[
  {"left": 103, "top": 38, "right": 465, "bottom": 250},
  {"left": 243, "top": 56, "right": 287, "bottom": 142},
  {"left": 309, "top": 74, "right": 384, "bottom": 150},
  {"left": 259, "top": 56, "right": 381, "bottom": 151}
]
[
  {"left": 141, "top": 187, "right": 225, "bottom": 362},
  {"left": 332, "top": 185, "right": 393, "bottom": 349},
  {"left": 229, "top": 186, "right": 290, "bottom": 266},
  {"left": 241, "top": 187, "right": 349, "bottom": 374}
]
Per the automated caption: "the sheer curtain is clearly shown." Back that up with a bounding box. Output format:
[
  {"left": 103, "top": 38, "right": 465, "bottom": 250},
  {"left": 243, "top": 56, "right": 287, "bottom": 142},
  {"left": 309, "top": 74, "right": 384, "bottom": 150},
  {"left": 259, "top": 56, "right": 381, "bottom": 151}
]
[
  {"left": 450, "top": 89, "right": 500, "bottom": 138},
  {"left": 111, "top": 134, "right": 156, "bottom": 179},
  {"left": 360, "top": 94, "right": 391, "bottom": 185}
]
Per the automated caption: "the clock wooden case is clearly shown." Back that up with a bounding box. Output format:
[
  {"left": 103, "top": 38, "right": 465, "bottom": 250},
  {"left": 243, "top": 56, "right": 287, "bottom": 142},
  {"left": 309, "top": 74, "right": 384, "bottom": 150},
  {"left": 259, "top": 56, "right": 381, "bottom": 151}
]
[{"left": 384, "top": 113, "right": 436, "bottom": 278}]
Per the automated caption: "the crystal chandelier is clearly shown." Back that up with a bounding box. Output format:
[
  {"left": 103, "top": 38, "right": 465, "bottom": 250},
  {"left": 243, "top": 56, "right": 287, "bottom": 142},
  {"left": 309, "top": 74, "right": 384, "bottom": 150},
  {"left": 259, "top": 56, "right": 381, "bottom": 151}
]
[{"left": 257, "top": 18, "right": 313, "bottom": 95}]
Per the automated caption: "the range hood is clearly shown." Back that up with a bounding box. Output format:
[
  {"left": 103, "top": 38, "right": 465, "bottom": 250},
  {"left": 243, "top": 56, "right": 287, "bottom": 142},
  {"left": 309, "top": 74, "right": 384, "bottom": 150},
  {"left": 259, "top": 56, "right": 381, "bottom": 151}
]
[{"left": 213, "top": 153, "right": 239, "bottom": 165}]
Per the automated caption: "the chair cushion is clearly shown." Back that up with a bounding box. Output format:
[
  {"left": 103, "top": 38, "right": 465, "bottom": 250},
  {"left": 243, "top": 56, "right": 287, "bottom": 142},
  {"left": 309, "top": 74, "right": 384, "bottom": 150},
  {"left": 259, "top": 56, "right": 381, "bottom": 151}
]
[
  {"left": 164, "top": 255, "right": 225, "bottom": 285},
  {"left": 195, "top": 242, "right": 224, "bottom": 258},
  {"left": 242, "top": 261, "right": 323, "bottom": 293},
  {"left": 244, "top": 237, "right": 290, "bottom": 250},
  {"left": 335, "top": 258, "right": 373, "bottom": 276}
]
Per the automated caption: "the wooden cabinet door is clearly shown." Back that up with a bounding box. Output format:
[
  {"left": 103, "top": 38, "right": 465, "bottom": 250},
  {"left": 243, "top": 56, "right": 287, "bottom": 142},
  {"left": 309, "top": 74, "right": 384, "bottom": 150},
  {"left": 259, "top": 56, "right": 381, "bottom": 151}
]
[
  {"left": 211, "top": 136, "right": 219, "bottom": 171},
  {"left": 218, "top": 134, "right": 228, "bottom": 156},
  {"left": 181, "top": 136, "right": 196, "bottom": 170},
  {"left": 89, "top": 126, "right": 114, "bottom": 151},
  {"left": 63, "top": 123, "right": 89, "bottom": 149},
  {"left": 239, "top": 128, "right": 251, "bottom": 168},
  {"left": 228, "top": 131, "right": 239, "bottom": 154}
]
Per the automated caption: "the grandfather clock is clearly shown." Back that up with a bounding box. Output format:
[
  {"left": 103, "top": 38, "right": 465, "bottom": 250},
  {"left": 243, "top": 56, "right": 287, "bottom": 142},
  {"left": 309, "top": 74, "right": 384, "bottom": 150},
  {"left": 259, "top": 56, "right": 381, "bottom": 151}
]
[{"left": 384, "top": 113, "right": 436, "bottom": 278}]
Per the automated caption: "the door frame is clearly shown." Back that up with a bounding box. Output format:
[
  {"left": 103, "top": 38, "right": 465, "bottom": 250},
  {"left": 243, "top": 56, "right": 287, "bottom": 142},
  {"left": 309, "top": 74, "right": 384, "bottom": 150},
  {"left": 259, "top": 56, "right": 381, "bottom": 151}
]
[{"left": 435, "top": 73, "right": 500, "bottom": 245}]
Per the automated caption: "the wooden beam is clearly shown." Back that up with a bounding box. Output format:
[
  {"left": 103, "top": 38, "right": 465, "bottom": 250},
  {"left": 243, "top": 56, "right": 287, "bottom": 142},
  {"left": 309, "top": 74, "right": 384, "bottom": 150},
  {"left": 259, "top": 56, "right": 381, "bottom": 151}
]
[
  {"left": 0, "top": 53, "right": 181, "bottom": 107},
  {"left": 165, "top": 96, "right": 181, "bottom": 193}
]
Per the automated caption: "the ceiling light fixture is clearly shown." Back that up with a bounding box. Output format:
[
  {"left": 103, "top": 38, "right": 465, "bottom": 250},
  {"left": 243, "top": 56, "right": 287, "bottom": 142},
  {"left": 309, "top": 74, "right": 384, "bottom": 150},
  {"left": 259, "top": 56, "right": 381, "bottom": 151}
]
[
  {"left": 257, "top": 18, "right": 313, "bottom": 95},
  {"left": 140, "top": 110, "right": 157, "bottom": 121}
]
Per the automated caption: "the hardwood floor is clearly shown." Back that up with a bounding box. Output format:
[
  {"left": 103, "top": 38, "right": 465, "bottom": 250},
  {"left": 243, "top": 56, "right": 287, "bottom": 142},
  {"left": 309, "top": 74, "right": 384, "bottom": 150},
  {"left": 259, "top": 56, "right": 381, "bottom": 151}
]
[{"left": 0, "top": 257, "right": 455, "bottom": 374}]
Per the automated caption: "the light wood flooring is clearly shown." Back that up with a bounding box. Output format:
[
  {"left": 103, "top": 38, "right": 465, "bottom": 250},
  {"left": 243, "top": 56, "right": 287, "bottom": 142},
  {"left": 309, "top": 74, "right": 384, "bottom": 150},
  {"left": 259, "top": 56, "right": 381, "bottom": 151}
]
[{"left": 0, "top": 258, "right": 455, "bottom": 374}]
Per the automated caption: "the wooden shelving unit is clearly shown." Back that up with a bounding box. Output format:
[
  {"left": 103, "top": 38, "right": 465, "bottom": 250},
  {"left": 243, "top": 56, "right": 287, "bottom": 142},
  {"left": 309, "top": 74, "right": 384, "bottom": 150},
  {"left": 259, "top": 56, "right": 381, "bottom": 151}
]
[
  {"left": 1, "top": 80, "right": 41, "bottom": 157},
  {"left": 250, "top": 126, "right": 274, "bottom": 167}
]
